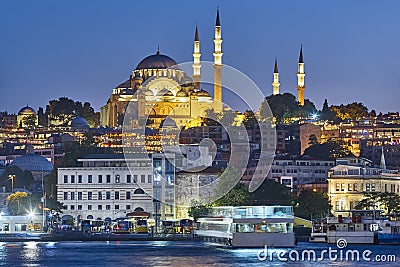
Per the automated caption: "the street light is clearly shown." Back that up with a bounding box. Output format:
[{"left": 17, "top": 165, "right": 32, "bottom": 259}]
[{"left": 8, "top": 174, "right": 15, "bottom": 192}]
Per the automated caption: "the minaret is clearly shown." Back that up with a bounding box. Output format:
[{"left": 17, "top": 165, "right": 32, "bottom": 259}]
[
  {"left": 213, "top": 8, "right": 223, "bottom": 111},
  {"left": 192, "top": 24, "right": 201, "bottom": 89},
  {"left": 380, "top": 146, "right": 386, "bottom": 169},
  {"left": 272, "top": 57, "right": 280, "bottom": 95},
  {"left": 297, "top": 45, "right": 306, "bottom": 106}
]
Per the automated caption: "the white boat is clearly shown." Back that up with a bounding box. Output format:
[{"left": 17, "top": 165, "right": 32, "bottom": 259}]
[
  {"left": 195, "top": 206, "right": 295, "bottom": 248},
  {"left": 310, "top": 210, "right": 383, "bottom": 244}
]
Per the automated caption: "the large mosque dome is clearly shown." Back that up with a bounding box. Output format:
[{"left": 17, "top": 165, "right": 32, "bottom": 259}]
[
  {"left": 18, "top": 106, "right": 36, "bottom": 115},
  {"left": 10, "top": 154, "right": 53, "bottom": 172},
  {"left": 136, "top": 50, "right": 178, "bottom": 70}
]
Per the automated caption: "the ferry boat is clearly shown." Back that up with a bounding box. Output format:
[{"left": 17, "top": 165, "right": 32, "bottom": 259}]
[
  {"left": 310, "top": 210, "right": 383, "bottom": 244},
  {"left": 195, "top": 205, "right": 295, "bottom": 248},
  {"left": 377, "top": 217, "right": 400, "bottom": 244}
]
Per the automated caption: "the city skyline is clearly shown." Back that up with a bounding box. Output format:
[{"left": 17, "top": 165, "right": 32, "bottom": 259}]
[{"left": 1, "top": 1, "right": 400, "bottom": 113}]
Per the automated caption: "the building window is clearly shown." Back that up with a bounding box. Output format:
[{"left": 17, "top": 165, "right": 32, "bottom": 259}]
[
  {"left": 88, "top": 205, "right": 92, "bottom": 210},
  {"left": 336, "top": 183, "right": 340, "bottom": 192},
  {"left": 106, "top": 205, "right": 110, "bottom": 210},
  {"left": 88, "top": 192, "right": 92, "bottom": 200},
  {"left": 98, "top": 192, "right": 102, "bottom": 200},
  {"left": 64, "top": 175, "right": 68, "bottom": 183},
  {"left": 71, "top": 192, "right": 75, "bottom": 200},
  {"left": 106, "top": 191, "right": 111, "bottom": 200},
  {"left": 63, "top": 192, "right": 68, "bottom": 200},
  {"left": 148, "top": 175, "right": 152, "bottom": 183},
  {"left": 141, "top": 175, "right": 145, "bottom": 183},
  {"left": 371, "top": 183, "right": 376, "bottom": 192},
  {"left": 115, "top": 175, "right": 120, "bottom": 183},
  {"left": 78, "top": 175, "right": 82, "bottom": 183},
  {"left": 78, "top": 205, "right": 82, "bottom": 210},
  {"left": 88, "top": 175, "right": 93, "bottom": 183},
  {"left": 78, "top": 192, "right": 82, "bottom": 200},
  {"left": 126, "top": 205, "right": 131, "bottom": 210},
  {"left": 126, "top": 191, "right": 131, "bottom": 200},
  {"left": 98, "top": 175, "right": 102, "bottom": 183},
  {"left": 98, "top": 205, "right": 102, "bottom": 210},
  {"left": 70, "top": 205, "right": 75, "bottom": 210},
  {"left": 106, "top": 175, "right": 111, "bottom": 183},
  {"left": 127, "top": 175, "right": 131, "bottom": 183},
  {"left": 71, "top": 175, "right": 75, "bottom": 183},
  {"left": 366, "top": 183, "right": 370, "bottom": 191},
  {"left": 335, "top": 201, "right": 340, "bottom": 210},
  {"left": 115, "top": 205, "right": 119, "bottom": 210},
  {"left": 341, "top": 183, "right": 345, "bottom": 192},
  {"left": 115, "top": 191, "right": 119, "bottom": 200},
  {"left": 353, "top": 183, "right": 358, "bottom": 191},
  {"left": 133, "top": 175, "right": 137, "bottom": 183},
  {"left": 348, "top": 183, "right": 352, "bottom": 191}
]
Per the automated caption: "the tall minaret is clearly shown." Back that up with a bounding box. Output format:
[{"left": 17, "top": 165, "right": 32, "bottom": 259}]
[
  {"left": 297, "top": 45, "right": 306, "bottom": 106},
  {"left": 272, "top": 57, "right": 280, "bottom": 95},
  {"left": 192, "top": 24, "right": 201, "bottom": 89},
  {"left": 213, "top": 8, "right": 223, "bottom": 111}
]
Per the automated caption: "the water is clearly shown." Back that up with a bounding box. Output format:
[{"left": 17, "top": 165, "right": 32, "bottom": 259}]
[{"left": 0, "top": 241, "right": 398, "bottom": 266}]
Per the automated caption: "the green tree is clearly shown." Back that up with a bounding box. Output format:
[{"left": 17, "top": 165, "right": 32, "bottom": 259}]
[
  {"left": 330, "top": 102, "right": 368, "bottom": 121},
  {"left": 295, "top": 190, "right": 331, "bottom": 220},
  {"left": 303, "top": 140, "right": 353, "bottom": 159},
  {"left": 243, "top": 110, "right": 257, "bottom": 129},
  {"left": 7, "top": 191, "right": 28, "bottom": 215},
  {"left": 213, "top": 183, "right": 253, "bottom": 206},
  {"left": 355, "top": 192, "right": 400, "bottom": 214},
  {"left": 22, "top": 114, "right": 37, "bottom": 129},
  {"left": 188, "top": 199, "right": 211, "bottom": 222},
  {"left": 252, "top": 179, "right": 294, "bottom": 205},
  {"left": 308, "top": 134, "right": 318, "bottom": 145},
  {"left": 0, "top": 166, "right": 35, "bottom": 191}
]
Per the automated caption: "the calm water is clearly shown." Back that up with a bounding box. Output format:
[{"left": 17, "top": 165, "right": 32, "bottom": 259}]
[{"left": 0, "top": 241, "right": 398, "bottom": 266}]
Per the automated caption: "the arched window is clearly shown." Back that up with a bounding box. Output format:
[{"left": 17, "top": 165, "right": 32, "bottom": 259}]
[
  {"left": 134, "top": 188, "right": 145, "bottom": 194},
  {"left": 87, "top": 215, "right": 93, "bottom": 219}
]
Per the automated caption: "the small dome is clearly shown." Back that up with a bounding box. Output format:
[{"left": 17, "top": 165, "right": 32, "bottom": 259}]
[
  {"left": 18, "top": 106, "right": 36, "bottom": 115},
  {"left": 176, "top": 89, "right": 188, "bottom": 97},
  {"left": 157, "top": 89, "right": 174, "bottom": 97},
  {"left": 10, "top": 154, "right": 53, "bottom": 172},
  {"left": 160, "top": 118, "right": 177, "bottom": 128},
  {"left": 136, "top": 50, "right": 178, "bottom": 70},
  {"left": 144, "top": 89, "right": 154, "bottom": 96},
  {"left": 71, "top": 116, "right": 89, "bottom": 129},
  {"left": 197, "top": 89, "right": 211, "bottom": 97}
]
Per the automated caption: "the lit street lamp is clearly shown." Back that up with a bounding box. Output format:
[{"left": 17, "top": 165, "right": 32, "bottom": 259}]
[{"left": 8, "top": 174, "right": 15, "bottom": 192}]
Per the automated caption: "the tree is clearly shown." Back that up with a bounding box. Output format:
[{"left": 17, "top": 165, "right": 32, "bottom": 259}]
[
  {"left": 0, "top": 166, "right": 34, "bottom": 191},
  {"left": 330, "top": 102, "right": 368, "bottom": 121},
  {"left": 355, "top": 192, "right": 400, "bottom": 214},
  {"left": 37, "top": 107, "right": 48, "bottom": 127},
  {"left": 22, "top": 115, "right": 37, "bottom": 129},
  {"left": 320, "top": 99, "right": 336, "bottom": 121},
  {"left": 303, "top": 140, "right": 353, "bottom": 159},
  {"left": 252, "top": 179, "right": 294, "bottom": 205},
  {"left": 295, "top": 190, "right": 331, "bottom": 220},
  {"left": 213, "top": 183, "right": 253, "bottom": 206},
  {"left": 243, "top": 110, "right": 257, "bottom": 129},
  {"left": 188, "top": 199, "right": 211, "bottom": 222},
  {"left": 7, "top": 191, "right": 28, "bottom": 215},
  {"left": 308, "top": 134, "right": 318, "bottom": 145}
]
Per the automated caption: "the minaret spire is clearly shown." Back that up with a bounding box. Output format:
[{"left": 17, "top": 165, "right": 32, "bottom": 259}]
[
  {"left": 157, "top": 45, "right": 160, "bottom": 55},
  {"left": 380, "top": 146, "right": 386, "bottom": 169},
  {"left": 192, "top": 23, "right": 201, "bottom": 89},
  {"left": 296, "top": 44, "right": 306, "bottom": 105},
  {"left": 213, "top": 8, "right": 223, "bottom": 111},
  {"left": 272, "top": 57, "right": 280, "bottom": 95}
]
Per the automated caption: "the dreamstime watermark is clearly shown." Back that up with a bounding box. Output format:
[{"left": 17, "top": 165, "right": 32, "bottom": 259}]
[
  {"left": 122, "top": 61, "right": 276, "bottom": 206},
  {"left": 257, "top": 238, "right": 396, "bottom": 263}
]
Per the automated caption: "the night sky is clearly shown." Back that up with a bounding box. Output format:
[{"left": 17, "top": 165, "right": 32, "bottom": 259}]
[{"left": 1, "top": 0, "right": 399, "bottom": 114}]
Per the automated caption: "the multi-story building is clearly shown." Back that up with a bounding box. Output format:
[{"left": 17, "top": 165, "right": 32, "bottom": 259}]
[
  {"left": 328, "top": 164, "right": 400, "bottom": 215},
  {"left": 268, "top": 155, "right": 335, "bottom": 192},
  {"left": 57, "top": 154, "right": 154, "bottom": 222}
]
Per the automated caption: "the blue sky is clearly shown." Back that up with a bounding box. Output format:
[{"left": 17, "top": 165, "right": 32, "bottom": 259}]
[{"left": 1, "top": 0, "right": 399, "bottom": 113}]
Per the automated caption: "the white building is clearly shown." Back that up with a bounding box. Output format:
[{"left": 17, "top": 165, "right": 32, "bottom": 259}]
[
  {"left": 268, "top": 155, "right": 335, "bottom": 191},
  {"left": 57, "top": 154, "right": 154, "bottom": 222}
]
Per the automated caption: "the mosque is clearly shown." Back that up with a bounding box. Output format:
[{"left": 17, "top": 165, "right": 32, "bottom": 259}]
[
  {"left": 100, "top": 11, "right": 224, "bottom": 129},
  {"left": 100, "top": 9, "right": 307, "bottom": 129}
]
